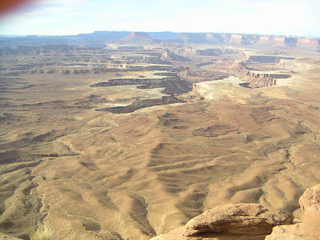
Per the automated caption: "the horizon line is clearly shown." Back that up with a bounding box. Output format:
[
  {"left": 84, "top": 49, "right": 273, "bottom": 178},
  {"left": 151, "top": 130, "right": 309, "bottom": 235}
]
[{"left": 0, "top": 31, "right": 319, "bottom": 39}]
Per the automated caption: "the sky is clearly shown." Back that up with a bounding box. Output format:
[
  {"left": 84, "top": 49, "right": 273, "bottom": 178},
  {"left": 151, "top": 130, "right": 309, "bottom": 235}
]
[{"left": 0, "top": 0, "right": 319, "bottom": 37}]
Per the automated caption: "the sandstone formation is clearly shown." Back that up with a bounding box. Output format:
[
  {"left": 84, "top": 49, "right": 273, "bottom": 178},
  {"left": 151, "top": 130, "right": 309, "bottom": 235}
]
[
  {"left": 299, "top": 184, "right": 320, "bottom": 212},
  {"left": 266, "top": 184, "right": 320, "bottom": 240},
  {"left": 2, "top": 31, "right": 319, "bottom": 49},
  {"left": 257, "top": 36, "right": 272, "bottom": 45},
  {"left": 121, "top": 32, "right": 155, "bottom": 43},
  {"left": 272, "top": 36, "right": 286, "bottom": 47},
  {"left": 151, "top": 185, "right": 320, "bottom": 240},
  {"left": 184, "top": 204, "right": 290, "bottom": 236},
  {"left": 265, "top": 225, "right": 307, "bottom": 240},
  {"left": 297, "top": 38, "right": 319, "bottom": 49},
  {"left": 150, "top": 204, "right": 290, "bottom": 240}
]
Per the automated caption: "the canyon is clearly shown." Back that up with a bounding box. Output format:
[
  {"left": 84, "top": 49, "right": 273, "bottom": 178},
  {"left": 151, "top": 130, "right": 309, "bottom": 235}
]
[{"left": 0, "top": 33, "right": 320, "bottom": 240}]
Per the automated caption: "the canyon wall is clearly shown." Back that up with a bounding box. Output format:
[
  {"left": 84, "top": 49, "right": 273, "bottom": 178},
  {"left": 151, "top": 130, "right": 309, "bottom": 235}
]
[
  {"left": 174, "top": 32, "right": 319, "bottom": 48},
  {"left": 1, "top": 31, "right": 319, "bottom": 49}
]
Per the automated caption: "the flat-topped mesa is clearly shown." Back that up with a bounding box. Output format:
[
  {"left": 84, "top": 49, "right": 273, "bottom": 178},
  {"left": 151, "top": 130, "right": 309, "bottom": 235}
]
[
  {"left": 203, "top": 33, "right": 319, "bottom": 48},
  {"left": 255, "top": 35, "right": 284, "bottom": 47},
  {"left": 121, "top": 32, "right": 155, "bottom": 43},
  {"left": 272, "top": 36, "right": 286, "bottom": 47},
  {"left": 297, "top": 38, "right": 319, "bottom": 48},
  {"left": 126, "top": 32, "right": 319, "bottom": 49},
  {"left": 208, "top": 33, "right": 231, "bottom": 44},
  {"left": 2, "top": 32, "right": 319, "bottom": 50},
  {"left": 227, "top": 34, "right": 319, "bottom": 48},
  {"left": 204, "top": 33, "right": 228, "bottom": 44},
  {"left": 257, "top": 36, "right": 272, "bottom": 45}
]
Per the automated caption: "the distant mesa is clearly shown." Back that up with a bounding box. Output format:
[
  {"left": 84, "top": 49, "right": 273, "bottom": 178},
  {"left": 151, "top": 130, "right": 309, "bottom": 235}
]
[
  {"left": 173, "top": 33, "right": 319, "bottom": 49},
  {"left": 120, "top": 32, "right": 155, "bottom": 43},
  {"left": 179, "top": 33, "right": 206, "bottom": 43},
  {"left": 297, "top": 38, "right": 319, "bottom": 48},
  {"left": 272, "top": 36, "right": 286, "bottom": 46},
  {"left": 258, "top": 35, "right": 272, "bottom": 44},
  {"left": 0, "top": 31, "right": 319, "bottom": 49}
]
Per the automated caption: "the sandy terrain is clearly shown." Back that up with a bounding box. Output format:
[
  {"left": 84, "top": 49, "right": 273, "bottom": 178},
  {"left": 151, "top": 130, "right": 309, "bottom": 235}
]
[{"left": 0, "top": 45, "right": 320, "bottom": 240}]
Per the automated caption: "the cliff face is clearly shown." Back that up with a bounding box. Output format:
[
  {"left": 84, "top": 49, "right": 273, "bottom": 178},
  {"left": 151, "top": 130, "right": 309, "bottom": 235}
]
[
  {"left": 297, "top": 38, "right": 319, "bottom": 48},
  {"left": 175, "top": 33, "right": 319, "bottom": 49},
  {"left": 257, "top": 36, "right": 272, "bottom": 45}
]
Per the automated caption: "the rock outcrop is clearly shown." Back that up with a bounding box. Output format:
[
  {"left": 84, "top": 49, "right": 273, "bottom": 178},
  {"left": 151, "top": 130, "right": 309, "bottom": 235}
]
[
  {"left": 266, "top": 184, "right": 320, "bottom": 240},
  {"left": 2, "top": 31, "right": 320, "bottom": 49},
  {"left": 151, "top": 185, "right": 320, "bottom": 240},
  {"left": 184, "top": 204, "right": 290, "bottom": 237},
  {"left": 297, "top": 38, "right": 319, "bottom": 48},
  {"left": 299, "top": 184, "right": 320, "bottom": 212},
  {"left": 265, "top": 225, "right": 307, "bottom": 240},
  {"left": 151, "top": 204, "right": 290, "bottom": 240},
  {"left": 121, "top": 32, "right": 155, "bottom": 43},
  {"left": 272, "top": 36, "right": 286, "bottom": 47}
]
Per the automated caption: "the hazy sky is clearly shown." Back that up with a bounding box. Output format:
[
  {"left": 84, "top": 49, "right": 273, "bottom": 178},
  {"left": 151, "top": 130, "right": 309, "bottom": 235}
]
[{"left": 0, "top": 0, "right": 319, "bottom": 37}]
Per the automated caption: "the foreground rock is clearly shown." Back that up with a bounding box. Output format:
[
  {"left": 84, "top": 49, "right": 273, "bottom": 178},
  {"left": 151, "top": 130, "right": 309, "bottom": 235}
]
[
  {"left": 151, "top": 204, "right": 290, "bottom": 240},
  {"left": 151, "top": 185, "right": 320, "bottom": 240},
  {"left": 265, "top": 216, "right": 318, "bottom": 240},
  {"left": 299, "top": 184, "right": 320, "bottom": 212},
  {"left": 266, "top": 184, "right": 320, "bottom": 240},
  {"left": 184, "top": 204, "right": 290, "bottom": 236},
  {"left": 265, "top": 225, "right": 308, "bottom": 240}
]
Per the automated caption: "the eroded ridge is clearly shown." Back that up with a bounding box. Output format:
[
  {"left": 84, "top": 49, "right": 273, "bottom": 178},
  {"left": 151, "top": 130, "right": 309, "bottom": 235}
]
[{"left": 0, "top": 39, "right": 320, "bottom": 240}]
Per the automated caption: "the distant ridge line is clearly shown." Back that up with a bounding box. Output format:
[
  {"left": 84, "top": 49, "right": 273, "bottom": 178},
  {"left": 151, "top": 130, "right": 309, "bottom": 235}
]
[{"left": 0, "top": 31, "right": 319, "bottom": 49}]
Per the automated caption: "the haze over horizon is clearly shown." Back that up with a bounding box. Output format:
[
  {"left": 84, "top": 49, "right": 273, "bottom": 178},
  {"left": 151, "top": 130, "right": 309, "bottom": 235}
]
[{"left": 0, "top": 0, "right": 319, "bottom": 37}]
